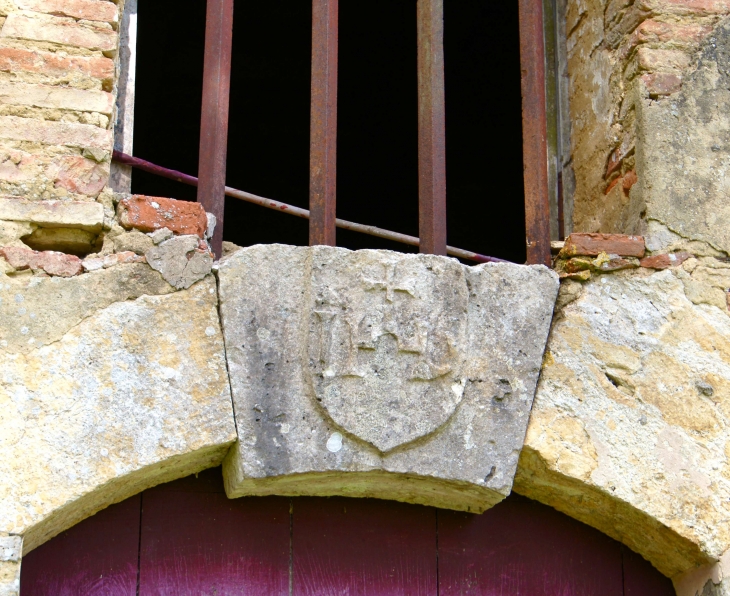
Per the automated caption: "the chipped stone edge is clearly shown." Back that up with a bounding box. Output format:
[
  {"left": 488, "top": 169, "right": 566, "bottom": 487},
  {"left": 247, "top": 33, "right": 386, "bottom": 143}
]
[
  {"left": 515, "top": 437, "right": 715, "bottom": 582},
  {"left": 19, "top": 443, "right": 234, "bottom": 556},
  {"left": 0, "top": 535, "right": 21, "bottom": 596}
]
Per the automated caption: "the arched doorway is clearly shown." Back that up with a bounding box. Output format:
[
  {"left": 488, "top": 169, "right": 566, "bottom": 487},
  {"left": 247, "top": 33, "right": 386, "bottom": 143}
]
[{"left": 20, "top": 468, "right": 675, "bottom": 595}]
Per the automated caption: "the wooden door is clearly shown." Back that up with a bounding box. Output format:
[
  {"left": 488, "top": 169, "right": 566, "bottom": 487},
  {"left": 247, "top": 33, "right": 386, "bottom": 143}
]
[{"left": 21, "top": 468, "right": 675, "bottom": 595}]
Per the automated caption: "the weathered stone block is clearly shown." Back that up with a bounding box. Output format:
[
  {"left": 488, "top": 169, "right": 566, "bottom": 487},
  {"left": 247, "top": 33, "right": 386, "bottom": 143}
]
[
  {"left": 0, "top": 535, "right": 21, "bottom": 596},
  {"left": 0, "top": 262, "right": 173, "bottom": 352},
  {"left": 16, "top": 0, "right": 119, "bottom": 23},
  {"left": 0, "top": 536, "right": 21, "bottom": 563},
  {"left": 0, "top": 115, "right": 112, "bottom": 150},
  {"left": 0, "top": 197, "right": 104, "bottom": 231},
  {"left": 112, "top": 229, "right": 153, "bottom": 255},
  {"left": 639, "top": 18, "right": 730, "bottom": 256},
  {"left": 0, "top": 81, "right": 113, "bottom": 114},
  {"left": 0, "top": 273, "right": 236, "bottom": 551},
  {"left": 516, "top": 269, "right": 730, "bottom": 579},
  {"left": 145, "top": 235, "right": 213, "bottom": 290},
  {"left": 219, "top": 245, "right": 559, "bottom": 513},
  {"left": 118, "top": 195, "right": 208, "bottom": 238},
  {"left": 0, "top": 221, "right": 33, "bottom": 248},
  {"left": 1, "top": 13, "right": 117, "bottom": 53}
]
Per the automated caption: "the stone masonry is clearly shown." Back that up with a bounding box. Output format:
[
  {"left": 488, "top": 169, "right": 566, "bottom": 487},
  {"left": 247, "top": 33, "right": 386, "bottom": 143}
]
[
  {"left": 565, "top": 0, "right": 730, "bottom": 262},
  {"left": 0, "top": 0, "right": 729, "bottom": 593},
  {"left": 218, "top": 245, "right": 559, "bottom": 512}
]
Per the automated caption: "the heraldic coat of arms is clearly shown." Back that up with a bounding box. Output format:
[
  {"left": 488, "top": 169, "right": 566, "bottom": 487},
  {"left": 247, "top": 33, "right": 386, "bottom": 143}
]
[{"left": 307, "top": 250, "right": 469, "bottom": 453}]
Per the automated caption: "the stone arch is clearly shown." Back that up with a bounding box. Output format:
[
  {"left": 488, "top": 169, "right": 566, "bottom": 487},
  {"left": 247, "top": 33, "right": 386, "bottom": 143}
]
[
  {"left": 512, "top": 268, "right": 730, "bottom": 595},
  {"left": 19, "top": 466, "right": 678, "bottom": 595},
  {"left": 514, "top": 446, "right": 712, "bottom": 583}
]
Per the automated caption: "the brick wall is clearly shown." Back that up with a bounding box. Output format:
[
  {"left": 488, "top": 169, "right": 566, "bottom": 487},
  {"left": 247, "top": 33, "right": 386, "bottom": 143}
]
[
  {"left": 567, "top": 0, "right": 730, "bottom": 243},
  {"left": 0, "top": 0, "right": 118, "bottom": 204}
]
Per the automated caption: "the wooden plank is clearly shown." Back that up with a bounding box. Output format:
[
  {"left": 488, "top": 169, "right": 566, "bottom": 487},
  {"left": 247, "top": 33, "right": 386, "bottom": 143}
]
[
  {"left": 138, "top": 471, "right": 290, "bottom": 595},
  {"left": 309, "top": 0, "right": 338, "bottom": 247},
  {"left": 518, "top": 0, "right": 552, "bottom": 265},
  {"left": 197, "top": 0, "right": 234, "bottom": 257},
  {"left": 21, "top": 496, "right": 141, "bottom": 596},
  {"left": 438, "top": 494, "right": 624, "bottom": 595},
  {"left": 417, "top": 0, "right": 447, "bottom": 256},
  {"left": 622, "top": 546, "right": 676, "bottom": 596},
  {"left": 292, "top": 497, "right": 437, "bottom": 595}
]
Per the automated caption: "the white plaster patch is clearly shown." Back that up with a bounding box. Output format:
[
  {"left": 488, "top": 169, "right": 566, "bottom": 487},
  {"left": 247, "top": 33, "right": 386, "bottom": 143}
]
[{"left": 326, "top": 432, "right": 343, "bottom": 453}]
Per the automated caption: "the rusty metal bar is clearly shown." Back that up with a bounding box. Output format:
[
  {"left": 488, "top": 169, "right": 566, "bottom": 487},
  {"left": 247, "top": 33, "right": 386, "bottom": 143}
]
[
  {"left": 197, "top": 0, "right": 234, "bottom": 257},
  {"left": 417, "top": 0, "right": 447, "bottom": 256},
  {"left": 519, "top": 0, "right": 551, "bottom": 266},
  {"left": 113, "top": 151, "right": 508, "bottom": 265},
  {"left": 309, "top": 0, "right": 338, "bottom": 246}
]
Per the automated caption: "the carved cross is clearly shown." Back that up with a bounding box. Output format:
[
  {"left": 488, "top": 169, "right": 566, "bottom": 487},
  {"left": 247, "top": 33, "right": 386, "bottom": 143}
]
[{"left": 362, "top": 264, "right": 415, "bottom": 302}]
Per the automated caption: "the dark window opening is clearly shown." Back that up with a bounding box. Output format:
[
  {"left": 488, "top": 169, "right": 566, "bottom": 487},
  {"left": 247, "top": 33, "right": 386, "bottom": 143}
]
[{"left": 133, "top": 0, "right": 525, "bottom": 263}]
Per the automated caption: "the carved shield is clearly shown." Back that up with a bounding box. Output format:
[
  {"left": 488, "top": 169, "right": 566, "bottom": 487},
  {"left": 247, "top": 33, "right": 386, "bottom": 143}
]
[{"left": 307, "top": 250, "right": 469, "bottom": 452}]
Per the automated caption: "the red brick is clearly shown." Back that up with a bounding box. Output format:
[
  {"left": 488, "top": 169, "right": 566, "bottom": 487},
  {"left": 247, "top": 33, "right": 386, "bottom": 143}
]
[
  {"left": 118, "top": 196, "right": 208, "bottom": 238},
  {"left": 49, "top": 156, "right": 109, "bottom": 197},
  {"left": 17, "top": 0, "right": 118, "bottom": 23},
  {"left": 641, "top": 0, "right": 730, "bottom": 15},
  {"left": 640, "top": 251, "right": 692, "bottom": 269},
  {"left": 641, "top": 72, "right": 683, "bottom": 96},
  {"left": 0, "top": 46, "right": 114, "bottom": 83},
  {"left": 619, "top": 20, "right": 712, "bottom": 62},
  {"left": 606, "top": 148, "right": 623, "bottom": 178},
  {"left": 0, "top": 245, "right": 82, "bottom": 276},
  {"left": 636, "top": 19, "right": 712, "bottom": 44},
  {"left": 637, "top": 47, "right": 691, "bottom": 72},
  {"left": 622, "top": 170, "right": 639, "bottom": 192},
  {"left": 561, "top": 233, "right": 646, "bottom": 258},
  {"left": 605, "top": 176, "right": 622, "bottom": 195}
]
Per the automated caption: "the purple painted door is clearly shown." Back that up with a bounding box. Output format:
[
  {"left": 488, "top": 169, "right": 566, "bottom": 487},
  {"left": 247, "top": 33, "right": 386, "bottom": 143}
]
[{"left": 21, "top": 468, "right": 675, "bottom": 595}]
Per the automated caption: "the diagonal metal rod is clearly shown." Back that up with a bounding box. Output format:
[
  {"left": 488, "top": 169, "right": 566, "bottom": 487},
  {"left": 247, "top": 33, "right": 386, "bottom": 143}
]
[{"left": 112, "top": 151, "right": 509, "bottom": 265}]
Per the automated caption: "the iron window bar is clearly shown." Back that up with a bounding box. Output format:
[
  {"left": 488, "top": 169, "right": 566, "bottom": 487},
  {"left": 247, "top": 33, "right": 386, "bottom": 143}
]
[
  {"left": 113, "top": 150, "right": 507, "bottom": 264},
  {"left": 122, "top": 0, "right": 551, "bottom": 266}
]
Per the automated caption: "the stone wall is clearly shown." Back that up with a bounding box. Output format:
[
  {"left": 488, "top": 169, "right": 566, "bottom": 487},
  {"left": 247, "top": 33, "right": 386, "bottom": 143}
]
[
  {"left": 0, "top": 0, "right": 119, "bottom": 207},
  {"left": 567, "top": 0, "right": 730, "bottom": 257},
  {"left": 0, "top": 0, "right": 729, "bottom": 594},
  {"left": 2, "top": 198, "right": 729, "bottom": 596}
]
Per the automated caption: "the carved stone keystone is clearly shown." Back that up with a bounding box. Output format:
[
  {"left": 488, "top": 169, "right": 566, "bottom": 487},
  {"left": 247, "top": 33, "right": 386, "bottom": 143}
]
[{"left": 219, "top": 245, "right": 559, "bottom": 513}]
